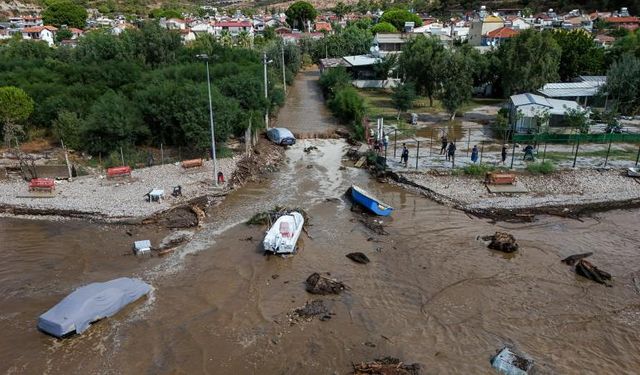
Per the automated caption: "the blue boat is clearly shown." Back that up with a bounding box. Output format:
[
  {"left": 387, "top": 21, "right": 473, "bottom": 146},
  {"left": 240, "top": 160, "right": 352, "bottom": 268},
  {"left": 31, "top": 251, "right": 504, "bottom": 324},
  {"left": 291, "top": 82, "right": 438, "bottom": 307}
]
[{"left": 350, "top": 185, "right": 394, "bottom": 216}]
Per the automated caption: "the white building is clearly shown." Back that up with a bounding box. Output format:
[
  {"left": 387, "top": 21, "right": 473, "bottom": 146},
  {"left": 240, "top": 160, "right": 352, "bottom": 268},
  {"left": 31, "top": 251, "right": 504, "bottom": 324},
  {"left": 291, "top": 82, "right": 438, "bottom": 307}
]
[{"left": 22, "top": 25, "right": 57, "bottom": 46}]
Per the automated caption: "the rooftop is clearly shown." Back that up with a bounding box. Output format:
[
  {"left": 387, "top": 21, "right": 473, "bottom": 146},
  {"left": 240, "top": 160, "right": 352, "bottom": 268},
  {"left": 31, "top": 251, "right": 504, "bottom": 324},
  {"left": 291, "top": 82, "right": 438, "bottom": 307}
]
[{"left": 511, "top": 93, "right": 582, "bottom": 116}]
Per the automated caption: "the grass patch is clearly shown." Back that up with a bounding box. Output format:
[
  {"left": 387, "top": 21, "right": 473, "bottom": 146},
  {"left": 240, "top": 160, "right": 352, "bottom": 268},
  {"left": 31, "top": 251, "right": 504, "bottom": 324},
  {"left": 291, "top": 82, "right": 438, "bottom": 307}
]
[
  {"left": 463, "top": 163, "right": 495, "bottom": 176},
  {"left": 216, "top": 143, "right": 234, "bottom": 159},
  {"left": 526, "top": 161, "right": 556, "bottom": 174}
]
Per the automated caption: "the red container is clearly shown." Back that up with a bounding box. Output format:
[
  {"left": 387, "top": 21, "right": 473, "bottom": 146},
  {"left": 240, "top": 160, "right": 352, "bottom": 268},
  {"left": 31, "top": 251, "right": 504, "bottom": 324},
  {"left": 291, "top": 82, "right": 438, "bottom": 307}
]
[
  {"left": 29, "top": 178, "right": 55, "bottom": 191},
  {"left": 107, "top": 166, "right": 132, "bottom": 178}
]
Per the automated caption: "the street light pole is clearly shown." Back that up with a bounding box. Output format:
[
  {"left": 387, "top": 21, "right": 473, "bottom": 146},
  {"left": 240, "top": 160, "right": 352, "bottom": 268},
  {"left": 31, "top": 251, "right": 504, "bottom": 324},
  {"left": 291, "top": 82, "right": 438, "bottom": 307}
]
[
  {"left": 198, "top": 54, "right": 218, "bottom": 186},
  {"left": 281, "top": 44, "right": 287, "bottom": 95},
  {"left": 263, "top": 52, "right": 269, "bottom": 128}
]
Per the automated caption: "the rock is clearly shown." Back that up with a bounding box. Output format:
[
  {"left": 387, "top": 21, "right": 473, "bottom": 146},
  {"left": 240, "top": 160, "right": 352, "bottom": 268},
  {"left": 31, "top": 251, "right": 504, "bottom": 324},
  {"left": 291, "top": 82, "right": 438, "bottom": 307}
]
[
  {"left": 305, "top": 272, "right": 346, "bottom": 295},
  {"left": 352, "top": 357, "right": 421, "bottom": 375},
  {"left": 304, "top": 146, "right": 318, "bottom": 153},
  {"left": 158, "top": 230, "right": 193, "bottom": 250},
  {"left": 487, "top": 232, "right": 519, "bottom": 253},
  {"left": 294, "top": 299, "right": 329, "bottom": 318},
  {"left": 346, "top": 252, "right": 370, "bottom": 264},
  {"left": 575, "top": 259, "right": 612, "bottom": 285},
  {"left": 561, "top": 252, "right": 593, "bottom": 266}
]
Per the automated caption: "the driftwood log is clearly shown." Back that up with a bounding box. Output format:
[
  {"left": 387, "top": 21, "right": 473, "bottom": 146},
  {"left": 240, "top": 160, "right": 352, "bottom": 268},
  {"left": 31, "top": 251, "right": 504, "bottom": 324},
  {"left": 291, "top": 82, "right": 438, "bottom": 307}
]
[
  {"left": 575, "top": 259, "right": 612, "bottom": 285},
  {"left": 353, "top": 357, "right": 421, "bottom": 375}
]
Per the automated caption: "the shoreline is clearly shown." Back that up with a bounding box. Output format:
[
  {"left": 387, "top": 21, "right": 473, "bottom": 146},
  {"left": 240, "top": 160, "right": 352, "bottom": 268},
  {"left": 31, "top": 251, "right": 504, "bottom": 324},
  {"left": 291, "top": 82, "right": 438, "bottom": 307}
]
[
  {"left": 386, "top": 168, "right": 640, "bottom": 220},
  {"left": 0, "top": 139, "right": 285, "bottom": 226}
]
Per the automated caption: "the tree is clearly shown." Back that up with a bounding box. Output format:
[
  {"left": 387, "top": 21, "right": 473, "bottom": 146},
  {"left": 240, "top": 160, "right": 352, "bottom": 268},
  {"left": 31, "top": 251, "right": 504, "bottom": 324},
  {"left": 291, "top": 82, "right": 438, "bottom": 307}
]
[
  {"left": 0, "top": 86, "right": 34, "bottom": 146},
  {"left": 333, "top": 1, "right": 351, "bottom": 19},
  {"left": 379, "top": 9, "right": 422, "bottom": 30},
  {"left": 42, "top": 0, "right": 88, "bottom": 29},
  {"left": 399, "top": 35, "right": 446, "bottom": 106},
  {"left": 328, "top": 86, "right": 366, "bottom": 126},
  {"left": 219, "top": 31, "right": 233, "bottom": 47},
  {"left": 285, "top": 1, "right": 318, "bottom": 32},
  {"left": 391, "top": 82, "right": 416, "bottom": 119},
  {"left": 370, "top": 21, "right": 397, "bottom": 33},
  {"left": 439, "top": 51, "right": 472, "bottom": 120},
  {"left": 496, "top": 30, "right": 561, "bottom": 96},
  {"left": 237, "top": 30, "right": 252, "bottom": 49},
  {"left": 603, "top": 53, "right": 640, "bottom": 115},
  {"left": 318, "top": 67, "right": 351, "bottom": 98},
  {"left": 55, "top": 28, "right": 73, "bottom": 43},
  {"left": 52, "top": 110, "right": 82, "bottom": 149},
  {"left": 564, "top": 107, "right": 591, "bottom": 134},
  {"left": 550, "top": 29, "right": 604, "bottom": 81},
  {"left": 81, "top": 90, "right": 148, "bottom": 155}
]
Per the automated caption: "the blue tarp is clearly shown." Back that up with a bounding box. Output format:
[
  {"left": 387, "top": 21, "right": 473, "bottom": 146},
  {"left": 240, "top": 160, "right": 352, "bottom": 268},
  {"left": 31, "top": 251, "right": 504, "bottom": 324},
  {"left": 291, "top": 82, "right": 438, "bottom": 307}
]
[{"left": 38, "top": 277, "right": 151, "bottom": 338}]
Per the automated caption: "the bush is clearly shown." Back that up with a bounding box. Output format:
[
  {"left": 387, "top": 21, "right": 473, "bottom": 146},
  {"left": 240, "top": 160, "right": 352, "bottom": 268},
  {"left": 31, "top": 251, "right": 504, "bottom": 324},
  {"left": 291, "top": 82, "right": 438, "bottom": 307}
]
[
  {"left": 328, "top": 86, "right": 365, "bottom": 126},
  {"left": 463, "top": 163, "right": 495, "bottom": 176},
  {"left": 526, "top": 161, "right": 555, "bottom": 174},
  {"left": 52, "top": 110, "right": 82, "bottom": 149},
  {"left": 318, "top": 67, "right": 351, "bottom": 98}
]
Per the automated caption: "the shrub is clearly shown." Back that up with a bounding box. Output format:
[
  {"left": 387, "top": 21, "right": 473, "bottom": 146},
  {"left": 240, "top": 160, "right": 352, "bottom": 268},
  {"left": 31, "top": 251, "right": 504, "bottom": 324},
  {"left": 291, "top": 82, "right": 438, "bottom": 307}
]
[
  {"left": 318, "top": 67, "right": 351, "bottom": 98},
  {"left": 328, "top": 86, "right": 365, "bottom": 126},
  {"left": 463, "top": 163, "right": 495, "bottom": 176},
  {"left": 526, "top": 161, "right": 555, "bottom": 174}
]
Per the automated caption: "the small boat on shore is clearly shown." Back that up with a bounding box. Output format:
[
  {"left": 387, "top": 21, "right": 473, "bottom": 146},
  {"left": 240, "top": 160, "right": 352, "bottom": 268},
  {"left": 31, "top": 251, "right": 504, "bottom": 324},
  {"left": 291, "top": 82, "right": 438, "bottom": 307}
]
[
  {"left": 38, "top": 278, "right": 151, "bottom": 338},
  {"left": 350, "top": 185, "right": 394, "bottom": 216},
  {"left": 263, "top": 212, "right": 304, "bottom": 254}
]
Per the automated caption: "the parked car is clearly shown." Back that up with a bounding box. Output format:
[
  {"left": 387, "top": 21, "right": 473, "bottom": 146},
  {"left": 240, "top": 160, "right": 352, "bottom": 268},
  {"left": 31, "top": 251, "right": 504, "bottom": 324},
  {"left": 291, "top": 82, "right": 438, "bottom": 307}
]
[{"left": 267, "top": 128, "right": 296, "bottom": 146}]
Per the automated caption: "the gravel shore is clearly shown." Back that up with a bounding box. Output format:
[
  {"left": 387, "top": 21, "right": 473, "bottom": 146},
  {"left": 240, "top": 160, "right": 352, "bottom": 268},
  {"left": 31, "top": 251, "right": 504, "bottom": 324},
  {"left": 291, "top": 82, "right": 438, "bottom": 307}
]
[
  {"left": 0, "top": 158, "right": 238, "bottom": 221},
  {"left": 395, "top": 169, "right": 640, "bottom": 215}
]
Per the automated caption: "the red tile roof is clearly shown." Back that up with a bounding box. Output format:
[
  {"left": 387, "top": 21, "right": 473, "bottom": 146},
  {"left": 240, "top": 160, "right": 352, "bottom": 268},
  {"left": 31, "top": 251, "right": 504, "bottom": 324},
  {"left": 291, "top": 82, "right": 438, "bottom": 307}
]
[
  {"left": 486, "top": 26, "right": 519, "bottom": 38},
  {"left": 605, "top": 16, "right": 640, "bottom": 23},
  {"left": 315, "top": 21, "right": 332, "bottom": 32},
  {"left": 216, "top": 21, "right": 252, "bottom": 28}
]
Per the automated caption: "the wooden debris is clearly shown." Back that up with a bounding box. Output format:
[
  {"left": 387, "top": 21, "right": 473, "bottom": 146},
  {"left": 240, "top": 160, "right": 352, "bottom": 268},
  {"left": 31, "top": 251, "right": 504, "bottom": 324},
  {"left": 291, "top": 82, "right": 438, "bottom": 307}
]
[
  {"left": 575, "top": 259, "right": 612, "bottom": 285},
  {"left": 353, "top": 357, "right": 421, "bottom": 375},
  {"left": 487, "top": 232, "right": 519, "bottom": 253},
  {"left": 305, "top": 273, "right": 346, "bottom": 295},
  {"left": 561, "top": 252, "right": 593, "bottom": 266}
]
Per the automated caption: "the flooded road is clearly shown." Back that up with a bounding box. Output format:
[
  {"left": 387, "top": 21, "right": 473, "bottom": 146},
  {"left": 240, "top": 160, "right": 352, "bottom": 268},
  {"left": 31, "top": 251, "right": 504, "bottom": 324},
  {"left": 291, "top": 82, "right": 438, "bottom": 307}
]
[{"left": 2, "top": 69, "right": 640, "bottom": 374}]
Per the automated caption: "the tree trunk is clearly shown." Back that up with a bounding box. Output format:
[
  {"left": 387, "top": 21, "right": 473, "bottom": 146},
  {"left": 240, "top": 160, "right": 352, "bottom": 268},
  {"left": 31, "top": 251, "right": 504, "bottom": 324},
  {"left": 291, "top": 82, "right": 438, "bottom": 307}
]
[
  {"left": 396, "top": 109, "right": 401, "bottom": 121},
  {"left": 428, "top": 95, "right": 433, "bottom": 107}
]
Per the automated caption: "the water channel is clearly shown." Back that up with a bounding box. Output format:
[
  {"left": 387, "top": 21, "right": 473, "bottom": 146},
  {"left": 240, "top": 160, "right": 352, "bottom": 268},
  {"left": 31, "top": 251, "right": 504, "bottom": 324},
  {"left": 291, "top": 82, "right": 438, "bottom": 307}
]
[{"left": 1, "top": 68, "right": 639, "bottom": 374}]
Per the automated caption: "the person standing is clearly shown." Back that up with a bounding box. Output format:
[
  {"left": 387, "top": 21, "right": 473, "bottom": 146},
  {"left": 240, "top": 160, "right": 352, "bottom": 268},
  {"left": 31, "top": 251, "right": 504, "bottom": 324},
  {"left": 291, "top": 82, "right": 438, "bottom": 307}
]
[
  {"left": 440, "top": 135, "right": 448, "bottom": 155},
  {"left": 501, "top": 145, "right": 508, "bottom": 165},
  {"left": 383, "top": 133, "right": 389, "bottom": 152},
  {"left": 401, "top": 143, "right": 409, "bottom": 167},
  {"left": 471, "top": 145, "right": 479, "bottom": 164},
  {"left": 448, "top": 142, "right": 456, "bottom": 164}
]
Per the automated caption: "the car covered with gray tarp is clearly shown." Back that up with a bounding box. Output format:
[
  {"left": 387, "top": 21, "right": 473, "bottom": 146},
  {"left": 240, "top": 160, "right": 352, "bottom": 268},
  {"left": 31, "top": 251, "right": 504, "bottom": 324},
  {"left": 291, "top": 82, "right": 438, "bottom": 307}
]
[{"left": 38, "top": 277, "right": 151, "bottom": 338}]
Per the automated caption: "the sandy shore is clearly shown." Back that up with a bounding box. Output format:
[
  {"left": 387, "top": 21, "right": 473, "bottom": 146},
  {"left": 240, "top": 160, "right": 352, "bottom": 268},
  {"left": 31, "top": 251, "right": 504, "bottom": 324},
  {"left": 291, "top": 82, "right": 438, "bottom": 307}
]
[{"left": 391, "top": 168, "right": 640, "bottom": 218}]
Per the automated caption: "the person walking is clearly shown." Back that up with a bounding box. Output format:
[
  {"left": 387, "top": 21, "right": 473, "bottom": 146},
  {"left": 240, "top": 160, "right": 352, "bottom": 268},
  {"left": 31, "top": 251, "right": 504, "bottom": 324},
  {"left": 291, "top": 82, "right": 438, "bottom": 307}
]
[
  {"left": 401, "top": 143, "right": 409, "bottom": 167},
  {"left": 440, "top": 135, "right": 448, "bottom": 155},
  {"left": 448, "top": 142, "right": 456, "bottom": 165},
  {"left": 523, "top": 144, "right": 534, "bottom": 161},
  {"left": 383, "top": 133, "right": 389, "bottom": 152},
  {"left": 470, "top": 145, "right": 479, "bottom": 164},
  {"left": 501, "top": 145, "right": 507, "bottom": 165}
]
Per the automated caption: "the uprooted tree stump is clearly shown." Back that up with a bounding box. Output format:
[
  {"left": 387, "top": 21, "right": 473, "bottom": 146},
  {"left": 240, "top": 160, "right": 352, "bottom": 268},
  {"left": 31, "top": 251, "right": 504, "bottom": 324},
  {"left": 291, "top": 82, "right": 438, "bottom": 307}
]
[
  {"left": 575, "top": 259, "right": 612, "bottom": 285},
  {"left": 352, "top": 357, "right": 421, "bottom": 375},
  {"left": 487, "top": 232, "right": 519, "bottom": 253},
  {"left": 305, "top": 273, "right": 346, "bottom": 295},
  {"left": 346, "top": 252, "right": 370, "bottom": 264}
]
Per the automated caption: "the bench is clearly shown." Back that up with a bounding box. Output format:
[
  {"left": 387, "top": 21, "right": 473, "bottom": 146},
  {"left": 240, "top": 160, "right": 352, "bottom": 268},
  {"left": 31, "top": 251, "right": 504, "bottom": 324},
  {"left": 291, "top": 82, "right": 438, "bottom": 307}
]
[
  {"left": 29, "top": 178, "right": 55, "bottom": 192},
  {"left": 181, "top": 158, "right": 204, "bottom": 169},
  {"left": 107, "top": 166, "right": 132, "bottom": 178},
  {"left": 486, "top": 172, "right": 516, "bottom": 185}
]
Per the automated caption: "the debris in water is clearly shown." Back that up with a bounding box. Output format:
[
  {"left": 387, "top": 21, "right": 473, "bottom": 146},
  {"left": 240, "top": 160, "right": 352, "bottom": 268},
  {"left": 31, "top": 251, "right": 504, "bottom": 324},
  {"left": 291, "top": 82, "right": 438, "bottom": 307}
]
[
  {"left": 157, "top": 230, "right": 193, "bottom": 251},
  {"left": 561, "top": 252, "right": 593, "bottom": 266},
  {"left": 346, "top": 252, "right": 370, "bottom": 264},
  {"left": 304, "top": 145, "right": 318, "bottom": 153},
  {"left": 133, "top": 240, "right": 151, "bottom": 256},
  {"left": 491, "top": 346, "right": 534, "bottom": 375},
  {"left": 305, "top": 272, "right": 346, "bottom": 295},
  {"left": 247, "top": 206, "right": 310, "bottom": 227},
  {"left": 287, "top": 300, "right": 332, "bottom": 324},
  {"left": 352, "top": 357, "right": 421, "bottom": 375},
  {"left": 486, "top": 232, "right": 519, "bottom": 253},
  {"left": 575, "top": 259, "right": 612, "bottom": 285},
  {"left": 359, "top": 216, "right": 389, "bottom": 235}
]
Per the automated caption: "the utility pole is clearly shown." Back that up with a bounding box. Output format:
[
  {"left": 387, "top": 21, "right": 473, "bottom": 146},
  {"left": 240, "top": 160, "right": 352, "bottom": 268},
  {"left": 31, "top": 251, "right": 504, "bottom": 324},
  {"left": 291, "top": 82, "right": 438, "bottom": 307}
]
[
  {"left": 197, "top": 54, "right": 218, "bottom": 186},
  {"left": 281, "top": 44, "right": 287, "bottom": 95},
  {"left": 263, "top": 52, "right": 270, "bottom": 128}
]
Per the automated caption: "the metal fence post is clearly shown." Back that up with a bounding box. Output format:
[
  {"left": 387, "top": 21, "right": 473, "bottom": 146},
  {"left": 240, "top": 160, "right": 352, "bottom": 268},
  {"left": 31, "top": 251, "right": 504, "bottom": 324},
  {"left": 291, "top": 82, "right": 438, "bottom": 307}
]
[
  {"left": 466, "top": 129, "right": 471, "bottom": 156},
  {"left": 542, "top": 142, "right": 547, "bottom": 163},
  {"left": 510, "top": 142, "right": 516, "bottom": 169},
  {"left": 479, "top": 141, "right": 484, "bottom": 163},
  {"left": 604, "top": 136, "right": 612, "bottom": 167},
  {"left": 636, "top": 146, "right": 640, "bottom": 166},
  {"left": 572, "top": 137, "right": 580, "bottom": 168},
  {"left": 161, "top": 143, "right": 164, "bottom": 165},
  {"left": 393, "top": 131, "right": 397, "bottom": 158},
  {"left": 429, "top": 128, "right": 433, "bottom": 157},
  {"left": 415, "top": 141, "right": 420, "bottom": 169}
]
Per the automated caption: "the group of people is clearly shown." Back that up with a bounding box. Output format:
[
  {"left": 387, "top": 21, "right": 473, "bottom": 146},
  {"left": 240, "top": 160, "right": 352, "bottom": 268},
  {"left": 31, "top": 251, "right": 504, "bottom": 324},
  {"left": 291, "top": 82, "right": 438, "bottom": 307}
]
[{"left": 439, "top": 136, "right": 457, "bottom": 162}]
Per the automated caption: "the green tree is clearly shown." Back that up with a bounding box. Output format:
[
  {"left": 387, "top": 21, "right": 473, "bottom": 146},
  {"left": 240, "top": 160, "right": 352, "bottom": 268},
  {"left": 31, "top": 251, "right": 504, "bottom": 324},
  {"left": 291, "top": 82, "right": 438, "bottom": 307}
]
[
  {"left": 564, "top": 107, "right": 591, "bottom": 134},
  {"left": 439, "top": 51, "right": 472, "bottom": 120},
  {"left": 318, "top": 67, "right": 351, "bottom": 98},
  {"left": 52, "top": 110, "right": 82, "bottom": 149},
  {"left": 55, "top": 28, "right": 73, "bottom": 43},
  {"left": 373, "top": 53, "right": 398, "bottom": 79},
  {"left": 391, "top": 82, "right": 416, "bottom": 119},
  {"left": 379, "top": 9, "right": 422, "bottom": 30},
  {"left": 603, "top": 53, "right": 640, "bottom": 115},
  {"left": 0, "top": 86, "right": 34, "bottom": 146},
  {"left": 550, "top": 29, "right": 604, "bottom": 81},
  {"left": 328, "top": 86, "right": 366, "bottom": 126},
  {"left": 81, "top": 90, "right": 148, "bottom": 155},
  {"left": 237, "top": 30, "right": 252, "bottom": 49},
  {"left": 42, "top": 0, "right": 88, "bottom": 29},
  {"left": 496, "top": 29, "right": 561, "bottom": 96},
  {"left": 370, "top": 21, "right": 397, "bottom": 33},
  {"left": 285, "top": 1, "right": 318, "bottom": 32},
  {"left": 399, "top": 35, "right": 446, "bottom": 106},
  {"left": 333, "top": 1, "right": 351, "bottom": 19}
]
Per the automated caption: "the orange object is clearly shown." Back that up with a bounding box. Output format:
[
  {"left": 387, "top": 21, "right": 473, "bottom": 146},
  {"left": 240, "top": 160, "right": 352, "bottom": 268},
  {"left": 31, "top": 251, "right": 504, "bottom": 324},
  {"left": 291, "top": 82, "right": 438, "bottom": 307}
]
[
  {"left": 107, "top": 166, "right": 132, "bottom": 178},
  {"left": 29, "top": 178, "right": 55, "bottom": 191},
  {"left": 181, "top": 159, "right": 204, "bottom": 169},
  {"left": 486, "top": 172, "right": 516, "bottom": 185}
]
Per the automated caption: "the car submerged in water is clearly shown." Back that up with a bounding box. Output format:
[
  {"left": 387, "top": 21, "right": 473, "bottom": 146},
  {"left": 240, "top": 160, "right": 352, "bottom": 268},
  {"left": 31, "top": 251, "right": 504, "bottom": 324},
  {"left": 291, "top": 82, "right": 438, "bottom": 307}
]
[{"left": 266, "top": 127, "right": 296, "bottom": 146}]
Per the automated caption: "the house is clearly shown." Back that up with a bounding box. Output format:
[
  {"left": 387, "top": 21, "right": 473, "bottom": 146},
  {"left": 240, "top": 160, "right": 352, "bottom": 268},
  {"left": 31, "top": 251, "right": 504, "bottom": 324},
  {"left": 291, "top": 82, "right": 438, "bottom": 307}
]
[
  {"left": 562, "top": 15, "right": 593, "bottom": 31},
  {"left": 69, "top": 28, "right": 84, "bottom": 39},
  {"left": 468, "top": 14, "right": 504, "bottom": 46},
  {"left": 163, "top": 18, "right": 187, "bottom": 30},
  {"left": 509, "top": 93, "right": 584, "bottom": 133},
  {"left": 179, "top": 28, "right": 196, "bottom": 43},
  {"left": 314, "top": 21, "right": 332, "bottom": 33},
  {"left": 281, "top": 31, "right": 323, "bottom": 44},
  {"left": 537, "top": 78, "right": 606, "bottom": 106},
  {"left": 504, "top": 15, "right": 531, "bottom": 30},
  {"left": 483, "top": 26, "right": 519, "bottom": 46},
  {"left": 0, "top": 28, "right": 10, "bottom": 40},
  {"left": 594, "top": 34, "right": 616, "bottom": 47},
  {"left": 191, "top": 22, "right": 214, "bottom": 35},
  {"left": 214, "top": 21, "right": 253, "bottom": 36},
  {"left": 371, "top": 32, "right": 414, "bottom": 55},
  {"left": 604, "top": 16, "right": 640, "bottom": 30},
  {"left": 23, "top": 16, "right": 43, "bottom": 28},
  {"left": 22, "top": 25, "right": 57, "bottom": 46}
]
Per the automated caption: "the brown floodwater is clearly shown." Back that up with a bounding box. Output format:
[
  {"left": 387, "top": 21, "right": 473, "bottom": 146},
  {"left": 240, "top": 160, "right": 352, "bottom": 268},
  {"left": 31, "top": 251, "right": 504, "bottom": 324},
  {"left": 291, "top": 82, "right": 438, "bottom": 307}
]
[{"left": 2, "top": 69, "right": 640, "bottom": 374}]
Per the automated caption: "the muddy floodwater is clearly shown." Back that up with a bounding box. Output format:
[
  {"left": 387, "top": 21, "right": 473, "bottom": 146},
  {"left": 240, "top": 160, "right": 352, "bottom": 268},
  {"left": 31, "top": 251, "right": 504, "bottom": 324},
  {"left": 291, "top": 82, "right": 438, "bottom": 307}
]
[{"left": 2, "top": 68, "right": 640, "bottom": 374}]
